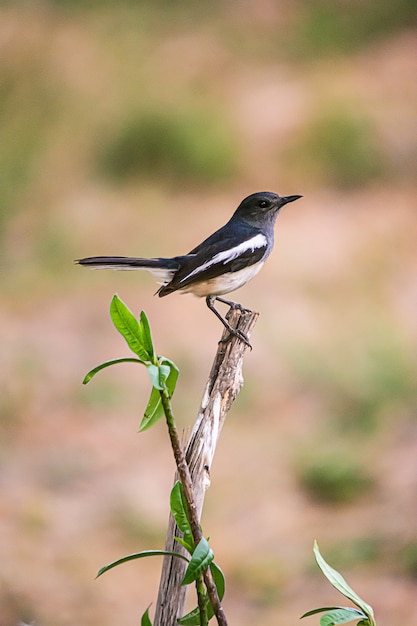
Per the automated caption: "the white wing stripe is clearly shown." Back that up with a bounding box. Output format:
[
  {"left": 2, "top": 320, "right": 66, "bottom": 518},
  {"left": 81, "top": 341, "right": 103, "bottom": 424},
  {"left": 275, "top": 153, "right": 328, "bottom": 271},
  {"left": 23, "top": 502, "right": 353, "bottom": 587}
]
[{"left": 180, "top": 233, "right": 267, "bottom": 283}]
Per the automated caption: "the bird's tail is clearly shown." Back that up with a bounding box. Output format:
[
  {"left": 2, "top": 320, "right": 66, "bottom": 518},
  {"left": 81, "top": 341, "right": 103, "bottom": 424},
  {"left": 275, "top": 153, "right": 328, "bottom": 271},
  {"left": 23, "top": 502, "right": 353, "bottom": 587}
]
[{"left": 76, "top": 256, "right": 179, "bottom": 284}]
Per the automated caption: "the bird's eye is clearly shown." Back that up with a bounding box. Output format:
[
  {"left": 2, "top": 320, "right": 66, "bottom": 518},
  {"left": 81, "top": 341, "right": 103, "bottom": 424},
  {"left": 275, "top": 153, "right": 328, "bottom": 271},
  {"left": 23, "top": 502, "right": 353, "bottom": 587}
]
[{"left": 259, "top": 200, "right": 270, "bottom": 208}]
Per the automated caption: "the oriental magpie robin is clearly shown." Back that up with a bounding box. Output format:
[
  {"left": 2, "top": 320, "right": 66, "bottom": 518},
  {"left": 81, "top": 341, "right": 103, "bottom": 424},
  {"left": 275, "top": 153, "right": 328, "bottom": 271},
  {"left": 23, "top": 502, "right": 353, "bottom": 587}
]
[{"left": 77, "top": 191, "right": 302, "bottom": 347}]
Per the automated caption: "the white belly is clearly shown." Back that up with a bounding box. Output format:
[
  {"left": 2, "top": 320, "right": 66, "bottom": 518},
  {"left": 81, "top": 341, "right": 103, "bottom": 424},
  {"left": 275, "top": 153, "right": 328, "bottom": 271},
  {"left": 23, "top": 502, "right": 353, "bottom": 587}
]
[{"left": 181, "top": 262, "right": 265, "bottom": 298}]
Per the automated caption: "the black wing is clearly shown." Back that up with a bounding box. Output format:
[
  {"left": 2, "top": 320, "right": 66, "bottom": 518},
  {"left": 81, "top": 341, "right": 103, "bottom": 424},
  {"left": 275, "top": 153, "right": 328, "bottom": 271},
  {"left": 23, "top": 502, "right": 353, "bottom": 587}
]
[{"left": 159, "top": 221, "right": 269, "bottom": 296}]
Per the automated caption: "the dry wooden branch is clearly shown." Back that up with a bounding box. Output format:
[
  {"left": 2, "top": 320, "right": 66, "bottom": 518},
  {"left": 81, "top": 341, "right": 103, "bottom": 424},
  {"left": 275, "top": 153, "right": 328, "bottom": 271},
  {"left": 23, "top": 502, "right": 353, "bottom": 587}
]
[{"left": 153, "top": 307, "right": 259, "bottom": 626}]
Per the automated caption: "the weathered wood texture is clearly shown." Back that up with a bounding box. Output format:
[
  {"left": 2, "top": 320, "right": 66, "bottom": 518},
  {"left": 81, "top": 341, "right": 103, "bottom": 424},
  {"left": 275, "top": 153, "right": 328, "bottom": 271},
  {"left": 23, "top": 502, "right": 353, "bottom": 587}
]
[{"left": 153, "top": 308, "right": 259, "bottom": 626}]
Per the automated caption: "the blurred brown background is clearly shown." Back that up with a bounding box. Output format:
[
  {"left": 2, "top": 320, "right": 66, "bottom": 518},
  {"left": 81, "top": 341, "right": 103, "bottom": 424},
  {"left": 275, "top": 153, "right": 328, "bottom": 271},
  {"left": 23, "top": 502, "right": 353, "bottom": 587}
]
[{"left": 0, "top": 1, "right": 416, "bottom": 625}]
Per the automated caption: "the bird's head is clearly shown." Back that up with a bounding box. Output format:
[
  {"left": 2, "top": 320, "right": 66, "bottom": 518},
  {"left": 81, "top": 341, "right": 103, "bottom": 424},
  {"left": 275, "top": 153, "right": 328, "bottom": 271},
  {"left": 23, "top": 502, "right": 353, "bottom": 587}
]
[{"left": 235, "top": 191, "right": 302, "bottom": 225}]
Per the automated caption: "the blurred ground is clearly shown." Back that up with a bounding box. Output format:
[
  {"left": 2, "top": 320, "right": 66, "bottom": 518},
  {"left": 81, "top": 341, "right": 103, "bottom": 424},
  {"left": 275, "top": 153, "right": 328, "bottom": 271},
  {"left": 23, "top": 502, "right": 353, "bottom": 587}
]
[{"left": 0, "top": 2, "right": 416, "bottom": 625}]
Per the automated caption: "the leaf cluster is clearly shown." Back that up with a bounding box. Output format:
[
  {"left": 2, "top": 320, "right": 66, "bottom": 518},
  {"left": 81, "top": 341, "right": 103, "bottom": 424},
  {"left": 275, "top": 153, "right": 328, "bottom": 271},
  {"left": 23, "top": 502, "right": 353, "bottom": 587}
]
[
  {"left": 301, "top": 541, "right": 376, "bottom": 626},
  {"left": 97, "top": 481, "right": 224, "bottom": 626},
  {"left": 83, "top": 295, "right": 178, "bottom": 431}
]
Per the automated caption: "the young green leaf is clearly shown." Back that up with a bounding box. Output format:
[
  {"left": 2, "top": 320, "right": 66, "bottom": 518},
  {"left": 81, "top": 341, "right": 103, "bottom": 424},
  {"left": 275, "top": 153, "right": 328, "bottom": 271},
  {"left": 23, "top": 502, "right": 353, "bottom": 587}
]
[
  {"left": 210, "top": 561, "right": 226, "bottom": 602},
  {"left": 177, "top": 598, "right": 208, "bottom": 626},
  {"left": 319, "top": 608, "right": 366, "bottom": 626},
  {"left": 170, "top": 481, "right": 194, "bottom": 553},
  {"left": 177, "top": 561, "right": 225, "bottom": 625},
  {"left": 141, "top": 605, "right": 153, "bottom": 626},
  {"left": 181, "top": 537, "right": 214, "bottom": 586},
  {"left": 146, "top": 363, "right": 165, "bottom": 390},
  {"left": 140, "top": 387, "right": 165, "bottom": 431},
  {"left": 82, "top": 357, "right": 145, "bottom": 384},
  {"left": 158, "top": 363, "right": 171, "bottom": 386},
  {"left": 146, "top": 362, "right": 174, "bottom": 391},
  {"left": 160, "top": 357, "right": 179, "bottom": 397},
  {"left": 313, "top": 542, "right": 375, "bottom": 625},
  {"left": 110, "top": 295, "right": 151, "bottom": 361},
  {"left": 96, "top": 549, "right": 189, "bottom": 578},
  {"left": 302, "top": 608, "right": 347, "bottom": 618},
  {"left": 139, "top": 358, "right": 179, "bottom": 431},
  {"left": 174, "top": 536, "right": 194, "bottom": 552},
  {"left": 139, "top": 311, "right": 156, "bottom": 362}
]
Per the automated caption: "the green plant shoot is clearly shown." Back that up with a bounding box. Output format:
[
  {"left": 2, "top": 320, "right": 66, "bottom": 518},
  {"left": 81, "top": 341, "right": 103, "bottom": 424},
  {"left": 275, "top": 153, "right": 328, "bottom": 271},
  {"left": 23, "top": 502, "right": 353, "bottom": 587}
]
[
  {"left": 83, "top": 295, "right": 178, "bottom": 431},
  {"left": 95, "top": 475, "right": 224, "bottom": 626},
  {"left": 84, "top": 297, "right": 225, "bottom": 625},
  {"left": 301, "top": 541, "right": 376, "bottom": 626}
]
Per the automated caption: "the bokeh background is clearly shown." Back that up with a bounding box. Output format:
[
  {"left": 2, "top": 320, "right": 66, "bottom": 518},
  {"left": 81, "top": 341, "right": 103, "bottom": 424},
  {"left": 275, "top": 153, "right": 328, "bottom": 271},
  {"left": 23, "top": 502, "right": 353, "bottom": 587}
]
[{"left": 1, "top": 1, "right": 416, "bottom": 625}]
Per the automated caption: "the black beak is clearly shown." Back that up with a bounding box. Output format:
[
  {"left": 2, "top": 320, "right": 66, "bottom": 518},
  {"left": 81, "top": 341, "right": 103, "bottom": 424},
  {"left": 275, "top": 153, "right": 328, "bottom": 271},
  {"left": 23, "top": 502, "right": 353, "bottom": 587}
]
[{"left": 280, "top": 194, "right": 303, "bottom": 206}]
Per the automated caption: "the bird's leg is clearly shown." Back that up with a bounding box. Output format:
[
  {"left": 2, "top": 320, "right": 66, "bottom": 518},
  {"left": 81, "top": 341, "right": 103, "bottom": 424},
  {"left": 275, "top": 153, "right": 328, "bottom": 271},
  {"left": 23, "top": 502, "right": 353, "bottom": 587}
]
[
  {"left": 213, "top": 295, "right": 250, "bottom": 313},
  {"left": 205, "top": 296, "right": 252, "bottom": 349}
]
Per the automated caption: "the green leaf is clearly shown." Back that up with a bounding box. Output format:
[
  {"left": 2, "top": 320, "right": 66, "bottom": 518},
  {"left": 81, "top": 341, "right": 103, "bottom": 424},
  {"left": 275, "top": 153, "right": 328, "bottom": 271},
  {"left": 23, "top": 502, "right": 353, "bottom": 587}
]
[
  {"left": 313, "top": 542, "right": 375, "bottom": 624},
  {"left": 82, "top": 357, "right": 145, "bottom": 384},
  {"left": 177, "top": 561, "right": 225, "bottom": 625},
  {"left": 96, "top": 549, "right": 189, "bottom": 578},
  {"left": 160, "top": 357, "right": 179, "bottom": 397},
  {"left": 139, "top": 311, "right": 156, "bottom": 362},
  {"left": 174, "top": 536, "right": 194, "bottom": 552},
  {"left": 177, "top": 599, "right": 208, "bottom": 626},
  {"left": 158, "top": 363, "right": 171, "bottom": 386},
  {"left": 139, "top": 358, "right": 179, "bottom": 432},
  {"left": 319, "top": 608, "right": 366, "bottom": 626},
  {"left": 170, "top": 481, "right": 194, "bottom": 553},
  {"left": 141, "top": 605, "right": 153, "bottom": 626},
  {"left": 146, "top": 363, "right": 164, "bottom": 390},
  {"left": 210, "top": 561, "right": 226, "bottom": 602},
  {"left": 140, "top": 386, "right": 164, "bottom": 431},
  {"left": 146, "top": 361, "right": 175, "bottom": 392},
  {"left": 181, "top": 538, "right": 214, "bottom": 586},
  {"left": 110, "top": 295, "right": 151, "bottom": 361},
  {"left": 302, "top": 607, "right": 347, "bottom": 618},
  {"left": 301, "top": 606, "right": 367, "bottom": 625}
]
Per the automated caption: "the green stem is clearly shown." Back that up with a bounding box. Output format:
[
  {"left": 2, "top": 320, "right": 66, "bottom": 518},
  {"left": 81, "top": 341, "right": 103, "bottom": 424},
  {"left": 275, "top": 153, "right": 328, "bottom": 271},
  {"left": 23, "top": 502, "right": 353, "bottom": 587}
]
[
  {"left": 196, "top": 575, "right": 209, "bottom": 626},
  {"left": 159, "top": 388, "right": 228, "bottom": 626}
]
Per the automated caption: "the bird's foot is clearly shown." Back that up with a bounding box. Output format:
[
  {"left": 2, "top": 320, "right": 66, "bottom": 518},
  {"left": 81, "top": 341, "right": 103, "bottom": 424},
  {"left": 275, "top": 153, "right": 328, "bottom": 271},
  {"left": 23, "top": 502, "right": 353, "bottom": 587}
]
[
  {"left": 219, "top": 326, "right": 252, "bottom": 350},
  {"left": 206, "top": 295, "right": 252, "bottom": 349}
]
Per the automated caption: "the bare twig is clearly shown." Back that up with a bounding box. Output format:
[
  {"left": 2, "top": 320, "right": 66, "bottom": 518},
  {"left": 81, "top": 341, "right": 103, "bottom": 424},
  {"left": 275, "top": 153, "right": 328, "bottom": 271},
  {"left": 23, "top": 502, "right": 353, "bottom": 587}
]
[{"left": 154, "top": 307, "right": 259, "bottom": 626}]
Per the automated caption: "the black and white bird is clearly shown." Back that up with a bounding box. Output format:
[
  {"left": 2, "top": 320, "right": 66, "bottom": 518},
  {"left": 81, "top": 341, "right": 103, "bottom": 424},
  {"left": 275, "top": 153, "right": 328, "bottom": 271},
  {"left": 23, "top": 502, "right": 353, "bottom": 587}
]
[{"left": 77, "top": 191, "right": 302, "bottom": 346}]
